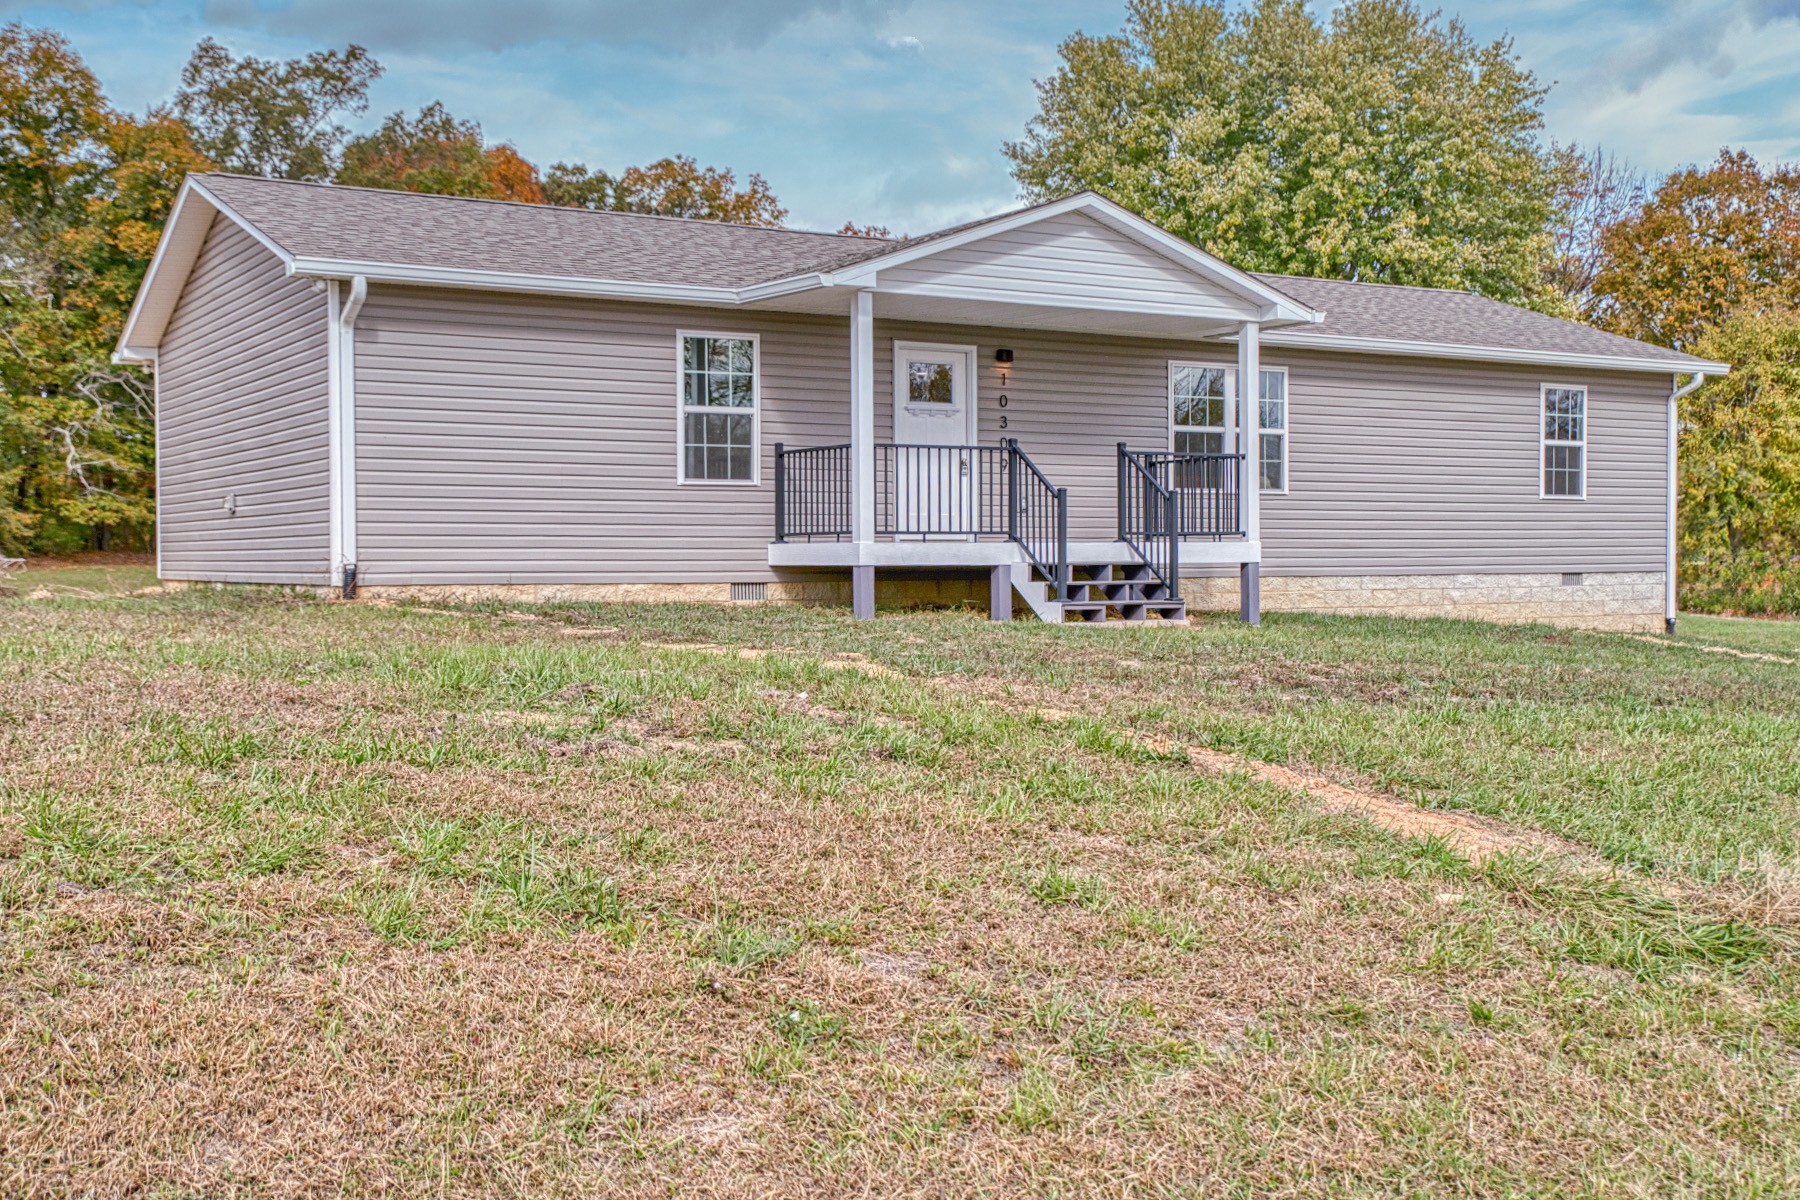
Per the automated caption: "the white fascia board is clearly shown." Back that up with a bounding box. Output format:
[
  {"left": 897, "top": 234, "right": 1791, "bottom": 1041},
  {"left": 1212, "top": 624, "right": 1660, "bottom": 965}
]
[
  {"left": 809, "top": 192, "right": 1326, "bottom": 326},
  {"left": 115, "top": 177, "right": 298, "bottom": 358},
  {"left": 288, "top": 257, "right": 826, "bottom": 307},
  {"left": 1254, "top": 328, "right": 1731, "bottom": 376}
]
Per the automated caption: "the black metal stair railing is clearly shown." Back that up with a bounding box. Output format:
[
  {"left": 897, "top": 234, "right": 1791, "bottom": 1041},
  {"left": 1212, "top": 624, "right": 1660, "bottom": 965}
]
[
  {"left": 1117, "top": 444, "right": 1181, "bottom": 601},
  {"left": 1005, "top": 438, "right": 1068, "bottom": 602}
]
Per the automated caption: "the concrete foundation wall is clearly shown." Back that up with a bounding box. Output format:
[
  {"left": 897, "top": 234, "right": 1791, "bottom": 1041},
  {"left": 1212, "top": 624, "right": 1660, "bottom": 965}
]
[{"left": 1182, "top": 570, "right": 1666, "bottom": 633}]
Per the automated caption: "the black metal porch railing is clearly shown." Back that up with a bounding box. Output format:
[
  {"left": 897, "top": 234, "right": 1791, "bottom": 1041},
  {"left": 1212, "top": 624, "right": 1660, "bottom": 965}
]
[
  {"left": 875, "top": 443, "right": 1010, "bottom": 538},
  {"left": 1123, "top": 449, "right": 1245, "bottom": 540},
  {"left": 773, "top": 439, "right": 1070, "bottom": 602},
  {"left": 1117, "top": 444, "right": 1181, "bottom": 600},
  {"left": 772, "top": 442, "right": 852, "bottom": 542}
]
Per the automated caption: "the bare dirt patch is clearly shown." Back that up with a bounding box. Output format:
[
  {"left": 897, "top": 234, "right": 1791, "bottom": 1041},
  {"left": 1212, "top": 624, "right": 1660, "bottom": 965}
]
[
  {"left": 1628, "top": 634, "right": 1799, "bottom": 667},
  {"left": 1144, "top": 737, "right": 1576, "bottom": 865}
]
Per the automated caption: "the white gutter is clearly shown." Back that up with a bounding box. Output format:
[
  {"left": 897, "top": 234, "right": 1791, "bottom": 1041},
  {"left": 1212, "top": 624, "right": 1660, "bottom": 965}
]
[
  {"left": 1664, "top": 370, "right": 1709, "bottom": 634},
  {"left": 1257, "top": 329, "right": 1729, "bottom": 377}
]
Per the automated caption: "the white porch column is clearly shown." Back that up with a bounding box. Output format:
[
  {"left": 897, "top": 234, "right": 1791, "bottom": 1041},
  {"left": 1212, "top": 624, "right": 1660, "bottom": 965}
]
[
  {"left": 849, "top": 289, "right": 876, "bottom": 616},
  {"left": 1236, "top": 320, "right": 1262, "bottom": 625}
]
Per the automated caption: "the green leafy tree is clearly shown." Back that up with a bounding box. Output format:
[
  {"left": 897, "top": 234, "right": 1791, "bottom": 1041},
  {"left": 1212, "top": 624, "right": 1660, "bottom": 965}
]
[
  {"left": 1678, "top": 310, "right": 1800, "bottom": 613},
  {"left": 337, "top": 102, "right": 544, "bottom": 201},
  {"left": 1593, "top": 150, "right": 1800, "bottom": 353},
  {"left": 545, "top": 154, "right": 785, "bottom": 225},
  {"left": 1004, "top": 0, "right": 1558, "bottom": 302},
  {"left": 172, "top": 38, "right": 381, "bottom": 181}
]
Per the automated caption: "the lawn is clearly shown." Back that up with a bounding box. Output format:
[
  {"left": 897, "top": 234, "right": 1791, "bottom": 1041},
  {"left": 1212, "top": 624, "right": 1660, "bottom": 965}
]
[{"left": 2, "top": 567, "right": 1798, "bottom": 1197}]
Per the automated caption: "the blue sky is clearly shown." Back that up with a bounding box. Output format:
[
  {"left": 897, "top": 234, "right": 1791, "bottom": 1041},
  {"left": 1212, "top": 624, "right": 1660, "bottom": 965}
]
[{"left": 5, "top": 0, "right": 1798, "bottom": 234}]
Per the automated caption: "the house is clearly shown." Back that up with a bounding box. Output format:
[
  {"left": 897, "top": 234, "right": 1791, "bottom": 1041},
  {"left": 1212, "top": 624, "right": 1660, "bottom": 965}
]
[{"left": 117, "top": 173, "right": 1726, "bottom": 631}]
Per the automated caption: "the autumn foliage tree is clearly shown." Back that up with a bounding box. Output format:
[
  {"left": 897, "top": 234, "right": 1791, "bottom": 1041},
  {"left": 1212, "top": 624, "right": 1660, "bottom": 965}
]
[
  {"left": 1593, "top": 150, "right": 1800, "bottom": 352},
  {"left": 0, "top": 24, "right": 208, "bottom": 553},
  {"left": 337, "top": 102, "right": 544, "bottom": 202}
]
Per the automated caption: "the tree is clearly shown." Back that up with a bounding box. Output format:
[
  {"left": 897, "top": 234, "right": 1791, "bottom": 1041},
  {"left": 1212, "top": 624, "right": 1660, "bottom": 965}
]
[
  {"left": 1678, "top": 309, "right": 1800, "bottom": 612},
  {"left": 1544, "top": 144, "right": 1646, "bottom": 322},
  {"left": 1592, "top": 150, "right": 1800, "bottom": 352},
  {"left": 546, "top": 154, "right": 785, "bottom": 225},
  {"left": 172, "top": 38, "right": 381, "bottom": 181},
  {"left": 837, "top": 220, "right": 893, "bottom": 238},
  {"left": 1004, "top": 0, "right": 1559, "bottom": 303},
  {"left": 337, "top": 102, "right": 543, "bottom": 201},
  {"left": 0, "top": 25, "right": 205, "bottom": 553}
]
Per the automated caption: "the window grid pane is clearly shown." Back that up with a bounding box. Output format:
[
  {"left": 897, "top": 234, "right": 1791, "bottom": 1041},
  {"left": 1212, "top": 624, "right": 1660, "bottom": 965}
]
[
  {"left": 1542, "top": 387, "right": 1585, "bottom": 497},
  {"left": 681, "top": 335, "right": 756, "bottom": 481}
]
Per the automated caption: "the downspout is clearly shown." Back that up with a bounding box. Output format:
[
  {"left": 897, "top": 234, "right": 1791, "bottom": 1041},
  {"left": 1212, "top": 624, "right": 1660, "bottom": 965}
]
[
  {"left": 1665, "top": 371, "right": 1707, "bottom": 635},
  {"left": 334, "top": 276, "right": 367, "bottom": 596}
]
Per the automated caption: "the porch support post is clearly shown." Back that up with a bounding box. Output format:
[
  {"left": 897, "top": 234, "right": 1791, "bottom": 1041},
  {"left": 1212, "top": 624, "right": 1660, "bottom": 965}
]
[
  {"left": 989, "top": 564, "right": 1012, "bottom": 622},
  {"left": 852, "top": 565, "right": 876, "bottom": 620},
  {"left": 1237, "top": 320, "right": 1262, "bottom": 626},
  {"left": 849, "top": 288, "right": 876, "bottom": 546}
]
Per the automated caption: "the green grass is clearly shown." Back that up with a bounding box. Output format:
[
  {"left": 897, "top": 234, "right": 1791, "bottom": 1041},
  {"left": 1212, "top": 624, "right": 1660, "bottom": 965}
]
[
  {"left": 1679, "top": 611, "right": 1800, "bottom": 657},
  {"left": 1, "top": 572, "right": 1797, "bottom": 1196}
]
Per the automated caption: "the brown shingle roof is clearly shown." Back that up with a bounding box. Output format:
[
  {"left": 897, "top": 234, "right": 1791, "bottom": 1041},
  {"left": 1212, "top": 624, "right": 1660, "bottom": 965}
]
[
  {"left": 193, "top": 173, "right": 1716, "bottom": 371},
  {"left": 1253, "top": 273, "right": 1707, "bottom": 367},
  {"left": 195, "top": 173, "right": 893, "bottom": 288}
]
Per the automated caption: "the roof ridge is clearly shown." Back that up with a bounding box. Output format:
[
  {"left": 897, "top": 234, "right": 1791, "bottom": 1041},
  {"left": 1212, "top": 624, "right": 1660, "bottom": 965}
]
[
  {"left": 193, "top": 171, "right": 899, "bottom": 243},
  {"left": 1252, "top": 269, "right": 1478, "bottom": 298}
]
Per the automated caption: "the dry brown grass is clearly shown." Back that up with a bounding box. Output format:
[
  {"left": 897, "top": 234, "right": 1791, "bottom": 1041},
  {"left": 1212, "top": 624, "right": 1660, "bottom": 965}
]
[{"left": 2, "top": 583, "right": 1797, "bottom": 1197}]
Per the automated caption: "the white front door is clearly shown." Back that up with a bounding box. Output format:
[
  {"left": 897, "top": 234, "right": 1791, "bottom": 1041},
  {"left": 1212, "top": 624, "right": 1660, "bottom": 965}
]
[{"left": 892, "top": 343, "right": 978, "bottom": 535}]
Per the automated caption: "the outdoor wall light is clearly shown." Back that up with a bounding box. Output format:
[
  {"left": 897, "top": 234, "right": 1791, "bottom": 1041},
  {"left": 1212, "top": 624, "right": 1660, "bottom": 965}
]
[{"left": 995, "top": 347, "right": 1014, "bottom": 385}]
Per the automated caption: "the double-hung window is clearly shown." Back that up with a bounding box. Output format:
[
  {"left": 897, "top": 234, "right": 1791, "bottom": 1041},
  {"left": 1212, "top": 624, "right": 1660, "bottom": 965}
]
[
  {"left": 1170, "top": 363, "right": 1288, "bottom": 491},
  {"left": 1257, "top": 368, "right": 1288, "bottom": 493},
  {"left": 679, "top": 333, "right": 759, "bottom": 483},
  {"left": 1541, "top": 385, "right": 1586, "bottom": 499}
]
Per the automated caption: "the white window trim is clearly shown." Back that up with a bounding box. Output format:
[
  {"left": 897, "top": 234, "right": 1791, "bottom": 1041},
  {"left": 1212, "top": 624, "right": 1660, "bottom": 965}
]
[
  {"left": 1256, "top": 365, "right": 1290, "bottom": 496},
  {"left": 1167, "top": 360, "right": 1289, "bottom": 493},
  {"left": 676, "top": 329, "right": 762, "bottom": 487},
  {"left": 1539, "top": 382, "right": 1588, "bottom": 501}
]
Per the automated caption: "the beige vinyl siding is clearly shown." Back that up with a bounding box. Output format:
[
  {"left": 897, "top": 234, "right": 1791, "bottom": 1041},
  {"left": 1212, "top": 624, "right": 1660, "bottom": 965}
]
[
  {"left": 156, "top": 214, "right": 331, "bottom": 583},
  {"left": 874, "top": 212, "right": 1251, "bottom": 320},
  {"left": 345, "top": 287, "right": 1668, "bottom": 585},
  {"left": 875, "top": 321, "right": 1169, "bottom": 542},
  {"left": 352, "top": 288, "right": 847, "bottom": 585},
  {"left": 875, "top": 323, "right": 1669, "bottom": 574},
  {"left": 1263, "top": 350, "right": 1668, "bottom": 574}
]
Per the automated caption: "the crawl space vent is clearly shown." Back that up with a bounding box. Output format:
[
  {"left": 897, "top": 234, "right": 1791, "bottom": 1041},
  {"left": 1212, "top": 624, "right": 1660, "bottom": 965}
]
[{"left": 730, "top": 582, "right": 768, "bottom": 603}]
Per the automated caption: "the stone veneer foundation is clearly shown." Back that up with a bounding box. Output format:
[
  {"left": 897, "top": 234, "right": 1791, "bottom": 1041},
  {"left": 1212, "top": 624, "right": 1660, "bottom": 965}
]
[
  {"left": 1181, "top": 570, "right": 1667, "bottom": 633},
  {"left": 345, "top": 571, "right": 1664, "bottom": 633}
]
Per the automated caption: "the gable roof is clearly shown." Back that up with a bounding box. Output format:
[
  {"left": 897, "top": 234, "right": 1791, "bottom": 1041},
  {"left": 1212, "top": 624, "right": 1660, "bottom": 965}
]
[{"left": 117, "top": 173, "right": 1725, "bottom": 376}]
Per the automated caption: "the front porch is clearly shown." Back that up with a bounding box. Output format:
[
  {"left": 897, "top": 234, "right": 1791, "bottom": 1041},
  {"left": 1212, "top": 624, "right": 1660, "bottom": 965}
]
[{"left": 769, "top": 438, "right": 1264, "bottom": 624}]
